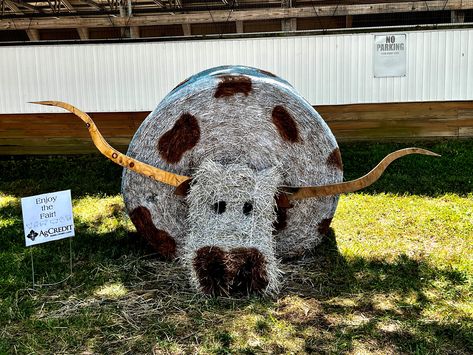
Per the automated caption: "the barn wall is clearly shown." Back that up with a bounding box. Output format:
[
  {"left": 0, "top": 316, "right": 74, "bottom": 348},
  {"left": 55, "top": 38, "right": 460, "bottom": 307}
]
[
  {"left": 0, "top": 28, "right": 473, "bottom": 114},
  {"left": 1, "top": 101, "right": 472, "bottom": 155}
]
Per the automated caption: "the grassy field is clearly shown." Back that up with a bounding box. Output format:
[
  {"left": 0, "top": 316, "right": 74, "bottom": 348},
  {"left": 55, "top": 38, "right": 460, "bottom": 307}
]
[{"left": 0, "top": 140, "right": 472, "bottom": 354}]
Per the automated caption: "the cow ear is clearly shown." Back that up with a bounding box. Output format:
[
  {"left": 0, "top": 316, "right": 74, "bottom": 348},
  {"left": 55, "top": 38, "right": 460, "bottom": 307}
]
[{"left": 174, "top": 178, "right": 193, "bottom": 197}]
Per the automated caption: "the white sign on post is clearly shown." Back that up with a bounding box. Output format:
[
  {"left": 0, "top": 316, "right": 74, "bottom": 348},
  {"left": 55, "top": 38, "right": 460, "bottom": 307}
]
[
  {"left": 374, "top": 34, "right": 407, "bottom": 77},
  {"left": 21, "top": 190, "right": 75, "bottom": 247}
]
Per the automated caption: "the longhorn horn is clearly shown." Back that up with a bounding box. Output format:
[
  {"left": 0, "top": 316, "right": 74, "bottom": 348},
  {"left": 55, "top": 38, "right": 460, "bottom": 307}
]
[
  {"left": 283, "top": 148, "right": 440, "bottom": 200},
  {"left": 31, "top": 101, "right": 190, "bottom": 187}
]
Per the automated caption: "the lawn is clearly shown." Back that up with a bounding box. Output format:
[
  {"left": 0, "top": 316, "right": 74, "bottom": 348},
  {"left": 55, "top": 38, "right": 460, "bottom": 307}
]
[{"left": 0, "top": 140, "right": 472, "bottom": 354}]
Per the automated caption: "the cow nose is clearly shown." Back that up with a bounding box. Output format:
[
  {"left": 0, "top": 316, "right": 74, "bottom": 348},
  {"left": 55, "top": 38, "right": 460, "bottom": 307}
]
[
  {"left": 228, "top": 247, "right": 269, "bottom": 295},
  {"left": 192, "top": 246, "right": 268, "bottom": 296},
  {"left": 193, "top": 246, "right": 228, "bottom": 296}
]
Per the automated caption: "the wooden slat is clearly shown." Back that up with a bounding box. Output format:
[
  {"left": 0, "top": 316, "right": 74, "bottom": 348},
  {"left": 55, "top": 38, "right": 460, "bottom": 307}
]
[
  {"left": 4, "top": 0, "right": 22, "bottom": 13},
  {"left": 1, "top": 102, "right": 473, "bottom": 155},
  {"left": 77, "top": 27, "right": 89, "bottom": 39},
  {"left": 0, "top": 1, "right": 472, "bottom": 30},
  {"left": 26, "top": 29, "right": 40, "bottom": 41}
]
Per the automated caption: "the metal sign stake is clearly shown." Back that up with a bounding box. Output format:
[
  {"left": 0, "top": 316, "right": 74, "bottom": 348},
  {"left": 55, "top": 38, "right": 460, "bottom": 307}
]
[{"left": 29, "top": 238, "right": 74, "bottom": 289}]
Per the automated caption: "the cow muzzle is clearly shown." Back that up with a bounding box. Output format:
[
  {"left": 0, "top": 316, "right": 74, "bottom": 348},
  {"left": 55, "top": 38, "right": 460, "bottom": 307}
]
[{"left": 192, "top": 246, "right": 269, "bottom": 296}]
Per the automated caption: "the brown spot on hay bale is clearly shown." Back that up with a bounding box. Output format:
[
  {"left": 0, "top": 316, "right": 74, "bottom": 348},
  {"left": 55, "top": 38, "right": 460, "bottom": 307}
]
[
  {"left": 228, "top": 247, "right": 268, "bottom": 295},
  {"left": 129, "top": 206, "right": 176, "bottom": 260},
  {"left": 272, "top": 106, "right": 300, "bottom": 143},
  {"left": 214, "top": 75, "right": 252, "bottom": 98},
  {"left": 158, "top": 113, "right": 200, "bottom": 164},
  {"left": 275, "top": 193, "right": 291, "bottom": 208},
  {"left": 317, "top": 218, "right": 333, "bottom": 235},
  {"left": 193, "top": 246, "right": 228, "bottom": 296},
  {"left": 273, "top": 194, "right": 293, "bottom": 233},
  {"left": 326, "top": 148, "right": 343, "bottom": 170}
]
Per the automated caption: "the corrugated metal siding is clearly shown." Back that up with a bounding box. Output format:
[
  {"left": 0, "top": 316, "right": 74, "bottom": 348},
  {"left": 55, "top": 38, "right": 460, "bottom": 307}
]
[{"left": 1, "top": 28, "right": 472, "bottom": 114}]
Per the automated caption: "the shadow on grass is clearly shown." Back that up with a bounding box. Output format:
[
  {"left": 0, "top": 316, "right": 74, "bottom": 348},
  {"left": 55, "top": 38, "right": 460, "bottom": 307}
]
[
  {"left": 276, "top": 229, "right": 472, "bottom": 354},
  {"left": 0, "top": 199, "right": 152, "bottom": 301},
  {"left": 0, "top": 154, "right": 122, "bottom": 198},
  {"left": 1, "top": 213, "right": 471, "bottom": 353},
  {"left": 0, "top": 238, "right": 471, "bottom": 346}
]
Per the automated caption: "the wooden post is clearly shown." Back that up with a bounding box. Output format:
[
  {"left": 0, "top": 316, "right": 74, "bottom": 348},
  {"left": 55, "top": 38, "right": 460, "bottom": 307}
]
[
  {"left": 236, "top": 20, "right": 244, "bottom": 33},
  {"left": 282, "top": 18, "right": 297, "bottom": 32},
  {"left": 182, "top": 23, "right": 191, "bottom": 36},
  {"left": 26, "top": 29, "right": 40, "bottom": 41},
  {"left": 451, "top": 10, "right": 465, "bottom": 23},
  {"left": 346, "top": 15, "right": 353, "bottom": 28},
  {"left": 130, "top": 26, "right": 140, "bottom": 38},
  {"left": 77, "top": 27, "right": 89, "bottom": 40}
]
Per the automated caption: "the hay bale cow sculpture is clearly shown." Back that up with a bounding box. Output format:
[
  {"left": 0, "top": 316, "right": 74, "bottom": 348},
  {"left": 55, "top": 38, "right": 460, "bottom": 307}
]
[{"left": 34, "top": 65, "right": 439, "bottom": 296}]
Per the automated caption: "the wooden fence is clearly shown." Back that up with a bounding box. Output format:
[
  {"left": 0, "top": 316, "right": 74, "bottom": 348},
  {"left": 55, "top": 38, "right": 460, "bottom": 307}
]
[{"left": 1, "top": 101, "right": 472, "bottom": 155}]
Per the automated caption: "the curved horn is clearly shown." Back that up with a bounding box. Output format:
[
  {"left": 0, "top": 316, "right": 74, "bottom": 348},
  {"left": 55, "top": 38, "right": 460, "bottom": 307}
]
[
  {"left": 283, "top": 148, "right": 440, "bottom": 200},
  {"left": 31, "top": 101, "right": 190, "bottom": 187}
]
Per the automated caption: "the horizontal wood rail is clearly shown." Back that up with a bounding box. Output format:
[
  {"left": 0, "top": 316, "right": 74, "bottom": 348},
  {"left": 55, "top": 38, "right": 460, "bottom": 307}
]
[
  {"left": 0, "top": 1, "right": 472, "bottom": 30},
  {"left": 1, "top": 101, "right": 472, "bottom": 155}
]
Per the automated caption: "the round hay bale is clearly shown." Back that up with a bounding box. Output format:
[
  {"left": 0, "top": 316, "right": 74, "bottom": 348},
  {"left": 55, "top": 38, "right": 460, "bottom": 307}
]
[{"left": 122, "top": 65, "right": 343, "bottom": 293}]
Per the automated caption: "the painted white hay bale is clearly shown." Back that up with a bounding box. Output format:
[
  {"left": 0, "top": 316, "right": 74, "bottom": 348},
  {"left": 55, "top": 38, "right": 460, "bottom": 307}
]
[{"left": 122, "top": 65, "right": 342, "bottom": 295}]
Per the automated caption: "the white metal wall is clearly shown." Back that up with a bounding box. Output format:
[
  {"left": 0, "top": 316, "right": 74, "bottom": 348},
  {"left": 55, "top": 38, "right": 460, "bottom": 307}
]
[{"left": 1, "top": 28, "right": 472, "bottom": 114}]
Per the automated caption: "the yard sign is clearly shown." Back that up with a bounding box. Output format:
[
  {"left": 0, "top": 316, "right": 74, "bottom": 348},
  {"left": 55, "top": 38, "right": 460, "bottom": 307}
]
[{"left": 21, "top": 190, "right": 75, "bottom": 247}]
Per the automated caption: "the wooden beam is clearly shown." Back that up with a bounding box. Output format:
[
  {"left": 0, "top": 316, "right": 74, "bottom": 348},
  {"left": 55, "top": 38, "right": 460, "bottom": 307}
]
[
  {"left": 130, "top": 26, "right": 139, "bottom": 38},
  {"left": 64, "top": 0, "right": 86, "bottom": 40},
  {"left": 10, "top": 0, "right": 43, "bottom": 12},
  {"left": 345, "top": 15, "right": 353, "bottom": 28},
  {"left": 281, "top": 0, "right": 292, "bottom": 7},
  {"left": 61, "top": 0, "right": 76, "bottom": 12},
  {"left": 282, "top": 18, "right": 296, "bottom": 31},
  {"left": 451, "top": 10, "right": 465, "bottom": 23},
  {"left": 182, "top": 23, "right": 191, "bottom": 36},
  {"left": 80, "top": 0, "right": 104, "bottom": 11},
  {"left": 26, "top": 28, "right": 40, "bottom": 41},
  {"left": 4, "top": 0, "right": 21, "bottom": 13},
  {"left": 46, "top": 0, "right": 61, "bottom": 14},
  {"left": 1, "top": 1, "right": 472, "bottom": 31},
  {"left": 77, "top": 27, "right": 89, "bottom": 39},
  {"left": 125, "top": 0, "right": 132, "bottom": 16},
  {"left": 107, "top": 0, "right": 119, "bottom": 11},
  {"left": 235, "top": 20, "right": 243, "bottom": 33}
]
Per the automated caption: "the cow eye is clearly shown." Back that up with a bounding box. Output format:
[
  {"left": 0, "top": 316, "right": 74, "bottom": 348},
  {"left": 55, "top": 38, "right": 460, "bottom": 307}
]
[
  {"left": 243, "top": 201, "right": 253, "bottom": 215},
  {"left": 212, "top": 201, "right": 226, "bottom": 214}
]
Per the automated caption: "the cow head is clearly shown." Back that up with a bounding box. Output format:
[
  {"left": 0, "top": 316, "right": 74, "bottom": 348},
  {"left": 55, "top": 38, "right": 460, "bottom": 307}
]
[{"left": 184, "top": 160, "right": 282, "bottom": 295}]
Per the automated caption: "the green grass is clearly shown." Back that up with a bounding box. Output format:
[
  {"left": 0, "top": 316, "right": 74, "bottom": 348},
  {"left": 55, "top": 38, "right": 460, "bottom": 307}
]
[{"left": 0, "top": 139, "right": 472, "bottom": 354}]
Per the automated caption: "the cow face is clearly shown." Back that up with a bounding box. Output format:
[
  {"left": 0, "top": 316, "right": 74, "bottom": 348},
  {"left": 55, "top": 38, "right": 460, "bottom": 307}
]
[{"left": 183, "top": 160, "right": 281, "bottom": 296}]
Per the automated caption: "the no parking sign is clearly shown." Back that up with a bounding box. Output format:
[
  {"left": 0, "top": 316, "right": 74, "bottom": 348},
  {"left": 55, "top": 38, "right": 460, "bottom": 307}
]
[{"left": 374, "top": 34, "right": 407, "bottom": 77}]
